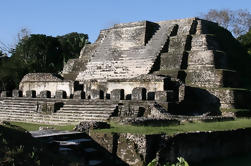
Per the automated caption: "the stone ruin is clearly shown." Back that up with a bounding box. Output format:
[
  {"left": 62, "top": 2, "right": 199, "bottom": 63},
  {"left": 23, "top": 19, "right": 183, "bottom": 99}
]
[{"left": 0, "top": 17, "right": 251, "bottom": 124}]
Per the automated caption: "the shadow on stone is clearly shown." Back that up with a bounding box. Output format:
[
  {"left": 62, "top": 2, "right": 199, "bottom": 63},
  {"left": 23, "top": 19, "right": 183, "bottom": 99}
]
[{"left": 169, "top": 86, "right": 221, "bottom": 115}]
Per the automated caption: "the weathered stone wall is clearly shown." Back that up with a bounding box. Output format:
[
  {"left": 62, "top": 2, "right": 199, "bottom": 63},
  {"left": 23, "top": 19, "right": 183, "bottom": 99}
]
[
  {"left": 186, "top": 69, "right": 239, "bottom": 88},
  {"left": 158, "top": 128, "right": 251, "bottom": 164},
  {"left": 19, "top": 81, "right": 74, "bottom": 98},
  {"left": 90, "top": 132, "right": 158, "bottom": 166},
  {"left": 88, "top": 81, "right": 164, "bottom": 96},
  {"left": 207, "top": 88, "right": 251, "bottom": 109},
  {"left": 89, "top": 128, "right": 251, "bottom": 166},
  {"left": 110, "top": 21, "right": 148, "bottom": 50}
]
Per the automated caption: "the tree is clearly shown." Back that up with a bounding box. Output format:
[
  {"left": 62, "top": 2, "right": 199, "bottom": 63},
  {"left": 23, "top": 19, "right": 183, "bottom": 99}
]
[
  {"left": 238, "top": 29, "right": 251, "bottom": 55},
  {"left": 0, "top": 32, "right": 89, "bottom": 91},
  {"left": 0, "top": 59, "right": 21, "bottom": 90},
  {"left": 11, "top": 34, "right": 63, "bottom": 73},
  {"left": 0, "top": 50, "right": 8, "bottom": 62},
  {"left": 201, "top": 9, "right": 251, "bottom": 37},
  {"left": 57, "top": 32, "right": 89, "bottom": 63},
  {"left": 17, "top": 28, "right": 30, "bottom": 41}
]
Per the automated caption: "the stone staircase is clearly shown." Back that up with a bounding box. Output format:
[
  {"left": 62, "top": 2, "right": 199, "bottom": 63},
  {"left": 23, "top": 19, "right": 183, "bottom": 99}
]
[
  {"left": 0, "top": 98, "right": 118, "bottom": 125},
  {"left": 76, "top": 24, "right": 177, "bottom": 81},
  {"left": 31, "top": 131, "right": 127, "bottom": 166},
  {"left": 53, "top": 101, "right": 117, "bottom": 123},
  {"left": 0, "top": 99, "right": 38, "bottom": 121}
]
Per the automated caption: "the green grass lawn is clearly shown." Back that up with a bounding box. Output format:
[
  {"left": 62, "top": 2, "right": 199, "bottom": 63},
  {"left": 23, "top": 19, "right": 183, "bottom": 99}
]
[
  {"left": 96, "top": 118, "right": 251, "bottom": 135},
  {"left": 5, "top": 118, "right": 251, "bottom": 135},
  {"left": 8, "top": 122, "right": 75, "bottom": 131}
]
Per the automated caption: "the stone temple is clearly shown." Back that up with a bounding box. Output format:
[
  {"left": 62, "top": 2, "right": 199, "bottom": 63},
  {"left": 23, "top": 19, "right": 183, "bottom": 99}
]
[{"left": 0, "top": 17, "right": 251, "bottom": 124}]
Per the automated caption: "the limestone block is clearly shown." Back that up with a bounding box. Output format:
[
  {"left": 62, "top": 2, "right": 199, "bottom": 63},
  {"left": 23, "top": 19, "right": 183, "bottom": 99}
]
[
  {"left": 55, "top": 90, "right": 67, "bottom": 99},
  {"left": 208, "top": 88, "right": 251, "bottom": 109},
  {"left": 186, "top": 69, "right": 239, "bottom": 88},
  {"left": 179, "top": 84, "right": 185, "bottom": 102},
  {"left": 132, "top": 87, "right": 146, "bottom": 100},
  {"left": 1, "top": 91, "right": 11, "bottom": 97},
  {"left": 111, "top": 89, "right": 124, "bottom": 100},
  {"left": 191, "top": 34, "right": 220, "bottom": 51},
  {"left": 26, "top": 90, "right": 36, "bottom": 98},
  {"left": 89, "top": 89, "right": 100, "bottom": 100},
  {"left": 155, "top": 90, "right": 180, "bottom": 102},
  {"left": 188, "top": 50, "right": 227, "bottom": 70},
  {"left": 155, "top": 91, "right": 167, "bottom": 102},
  {"left": 168, "top": 36, "right": 191, "bottom": 54},
  {"left": 40, "top": 90, "right": 51, "bottom": 98},
  {"left": 160, "top": 52, "right": 188, "bottom": 70},
  {"left": 12, "top": 90, "right": 23, "bottom": 97},
  {"left": 73, "top": 91, "right": 85, "bottom": 99}
]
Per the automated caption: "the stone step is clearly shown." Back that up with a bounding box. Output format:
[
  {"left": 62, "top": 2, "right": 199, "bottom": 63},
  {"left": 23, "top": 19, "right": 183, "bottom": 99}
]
[
  {"left": 0, "top": 113, "right": 35, "bottom": 119},
  {"left": 0, "top": 109, "right": 37, "bottom": 113},
  {"left": 39, "top": 113, "right": 112, "bottom": 119},
  {"left": 0, "top": 113, "right": 110, "bottom": 121},
  {"left": 32, "top": 117, "right": 109, "bottom": 122},
  {"left": 1, "top": 104, "right": 37, "bottom": 107},
  {"left": 32, "top": 117, "right": 108, "bottom": 123},
  {"left": 60, "top": 107, "right": 115, "bottom": 111},
  {"left": 56, "top": 111, "right": 114, "bottom": 116},
  {"left": 0, "top": 112, "right": 86, "bottom": 121},
  {"left": 0, "top": 116, "right": 105, "bottom": 125},
  {"left": 0, "top": 107, "right": 36, "bottom": 111},
  {"left": 52, "top": 114, "right": 111, "bottom": 119},
  {"left": 62, "top": 104, "right": 116, "bottom": 108},
  {"left": 0, "top": 103, "right": 36, "bottom": 106},
  {"left": 65, "top": 101, "right": 116, "bottom": 105},
  {"left": 56, "top": 110, "right": 114, "bottom": 115},
  {"left": 0, "top": 111, "right": 34, "bottom": 116},
  {"left": 2, "top": 100, "right": 39, "bottom": 104},
  {"left": 0, "top": 106, "right": 37, "bottom": 110},
  {"left": 0, "top": 117, "right": 71, "bottom": 125},
  {"left": 0, "top": 102, "right": 36, "bottom": 105}
]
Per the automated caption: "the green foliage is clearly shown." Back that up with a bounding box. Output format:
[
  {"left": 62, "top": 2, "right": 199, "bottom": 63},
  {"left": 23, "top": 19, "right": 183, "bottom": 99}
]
[
  {"left": 147, "top": 158, "right": 158, "bottom": 166},
  {"left": 238, "top": 29, "right": 251, "bottom": 55},
  {"left": 57, "top": 32, "right": 89, "bottom": 63},
  {"left": 175, "top": 157, "right": 189, "bottom": 166},
  {"left": 11, "top": 34, "right": 63, "bottom": 73},
  {"left": 147, "top": 157, "right": 189, "bottom": 166},
  {"left": 0, "top": 57, "right": 21, "bottom": 90}
]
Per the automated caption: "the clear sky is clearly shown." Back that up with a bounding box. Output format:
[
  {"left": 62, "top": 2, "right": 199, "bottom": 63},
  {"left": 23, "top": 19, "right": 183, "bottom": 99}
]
[{"left": 1, "top": 0, "right": 251, "bottom": 47}]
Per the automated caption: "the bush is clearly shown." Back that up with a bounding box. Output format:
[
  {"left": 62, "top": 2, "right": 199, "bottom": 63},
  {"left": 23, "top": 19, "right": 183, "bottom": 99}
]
[{"left": 147, "top": 157, "right": 189, "bottom": 166}]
